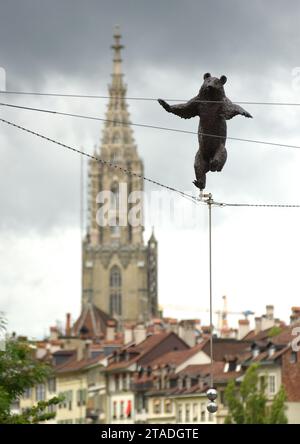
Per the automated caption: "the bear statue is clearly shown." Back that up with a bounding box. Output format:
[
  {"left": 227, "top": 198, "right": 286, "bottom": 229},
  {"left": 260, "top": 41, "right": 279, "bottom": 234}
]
[{"left": 158, "top": 73, "right": 253, "bottom": 190}]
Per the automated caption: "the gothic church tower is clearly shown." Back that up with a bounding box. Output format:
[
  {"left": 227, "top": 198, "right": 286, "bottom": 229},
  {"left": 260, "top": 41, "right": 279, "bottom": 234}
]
[{"left": 82, "top": 28, "right": 158, "bottom": 325}]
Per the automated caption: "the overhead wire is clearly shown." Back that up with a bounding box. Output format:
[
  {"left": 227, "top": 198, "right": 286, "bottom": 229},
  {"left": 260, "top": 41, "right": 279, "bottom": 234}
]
[
  {"left": 2, "top": 101, "right": 300, "bottom": 151},
  {"left": 1, "top": 90, "right": 300, "bottom": 107}
]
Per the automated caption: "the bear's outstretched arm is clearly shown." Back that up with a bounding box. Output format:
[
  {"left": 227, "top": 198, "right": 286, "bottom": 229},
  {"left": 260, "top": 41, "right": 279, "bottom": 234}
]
[
  {"left": 222, "top": 97, "right": 253, "bottom": 120},
  {"left": 158, "top": 97, "right": 199, "bottom": 119}
]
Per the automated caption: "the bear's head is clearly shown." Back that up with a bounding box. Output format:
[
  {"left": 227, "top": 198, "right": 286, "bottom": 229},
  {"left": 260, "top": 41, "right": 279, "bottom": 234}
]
[{"left": 199, "top": 73, "right": 227, "bottom": 100}]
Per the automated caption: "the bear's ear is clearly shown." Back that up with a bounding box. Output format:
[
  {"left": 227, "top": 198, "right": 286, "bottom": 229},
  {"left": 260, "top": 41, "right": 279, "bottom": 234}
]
[
  {"left": 203, "top": 72, "right": 211, "bottom": 80},
  {"left": 220, "top": 75, "right": 227, "bottom": 85}
]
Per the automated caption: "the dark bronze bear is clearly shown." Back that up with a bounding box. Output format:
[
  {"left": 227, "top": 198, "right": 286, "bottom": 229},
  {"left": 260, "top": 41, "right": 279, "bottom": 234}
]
[{"left": 158, "top": 73, "right": 252, "bottom": 190}]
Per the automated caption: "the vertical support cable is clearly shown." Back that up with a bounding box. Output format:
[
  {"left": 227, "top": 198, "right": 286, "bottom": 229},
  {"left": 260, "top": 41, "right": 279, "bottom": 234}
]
[
  {"left": 208, "top": 193, "right": 214, "bottom": 388},
  {"left": 202, "top": 192, "right": 218, "bottom": 413}
]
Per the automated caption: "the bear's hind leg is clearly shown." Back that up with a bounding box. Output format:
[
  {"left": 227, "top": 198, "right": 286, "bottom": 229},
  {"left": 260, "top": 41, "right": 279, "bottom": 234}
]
[
  {"left": 210, "top": 144, "right": 227, "bottom": 172},
  {"left": 194, "top": 151, "right": 209, "bottom": 190}
]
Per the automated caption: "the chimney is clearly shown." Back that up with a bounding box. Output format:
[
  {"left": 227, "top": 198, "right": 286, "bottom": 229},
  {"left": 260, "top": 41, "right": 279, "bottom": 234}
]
[
  {"left": 83, "top": 339, "right": 92, "bottom": 360},
  {"left": 266, "top": 305, "right": 274, "bottom": 321},
  {"left": 290, "top": 307, "right": 300, "bottom": 325},
  {"left": 133, "top": 324, "right": 147, "bottom": 345},
  {"left": 167, "top": 319, "right": 179, "bottom": 334},
  {"left": 238, "top": 319, "right": 250, "bottom": 340},
  {"left": 178, "top": 320, "right": 196, "bottom": 347},
  {"left": 76, "top": 339, "right": 92, "bottom": 361},
  {"left": 255, "top": 317, "right": 262, "bottom": 334},
  {"left": 153, "top": 318, "right": 163, "bottom": 334},
  {"left": 106, "top": 320, "right": 116, "bottom": 341},
  {"left": 261, "top": 305, "right": 275, "bottom": 330},
  {"left": 65, "top": 313, "right": 71, "bottom": 337},
  {"left": 124, "top": 324, "right": 133, "bottom": 344},
  {"left": 50, "top": 326, "right": 58, "bottom": 341}
]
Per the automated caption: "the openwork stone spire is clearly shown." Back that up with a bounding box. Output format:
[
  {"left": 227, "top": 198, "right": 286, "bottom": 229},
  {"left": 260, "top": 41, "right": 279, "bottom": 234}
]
[
  {"left": 88, "top": 27, "right": 143, "bottom": 246},
  {"left": 100, "top": 26, "right": 137, "bottom": 161}
]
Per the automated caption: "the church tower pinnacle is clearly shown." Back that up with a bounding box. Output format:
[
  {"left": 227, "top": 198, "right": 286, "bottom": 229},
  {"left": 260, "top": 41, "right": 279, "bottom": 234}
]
[
  {"left": 88, "top": 27, "right": 143, "bottom": 247},
  {"left": 82, "top": 29, "right": 158, "bottom": 325}
]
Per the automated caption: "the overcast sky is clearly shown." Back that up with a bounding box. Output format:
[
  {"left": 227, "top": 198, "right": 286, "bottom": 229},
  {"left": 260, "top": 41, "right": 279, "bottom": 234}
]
[{"left": 1, "top": 0, "right": 300, "bottom": 338}]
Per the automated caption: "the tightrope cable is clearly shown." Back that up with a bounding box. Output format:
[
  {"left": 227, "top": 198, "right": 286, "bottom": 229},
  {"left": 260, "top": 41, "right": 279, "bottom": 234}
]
[{"left": 0, "top": 117, "right": 200, "bottom": 203}]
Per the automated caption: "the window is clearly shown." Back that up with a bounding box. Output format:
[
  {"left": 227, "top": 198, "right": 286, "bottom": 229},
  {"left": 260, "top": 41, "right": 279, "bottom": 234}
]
[
  {"left": 200, "top": 403, "right": 206, "bottom": 422},
  {"left": 228, "top": 361, "right": 236, "bottom": 372},
  {"left": 23, "top": 387, "right": 32, "bottom": 399},
  {"left": 290, "top": 351, "right": 298, "bottom": 363},
  {"left": 115, "top": 375, "right": 120, "bottom": 391},
  {"left": 48, "top": 378, "right": 56, "bottom": 393},
  {"left": 110, "top": 266, "right": 121, "bottom": 287},
  {"left": 110, "top": 266, "right": 122, "bottom": 316},
  {"left": 260, "top": 375, "right": 266, "bottom": 392},
  {"left": 36, "top": 384, "right": 46, "bottom": 401},
  {"left": 122, "top": 374, "right": 128, "bottom": 391},
  {"left": 165, "top": 399, "right": 172, "bottom": 414},
  {"left": 77, "top": 389, "right": 86, "bottom": 407},
  {"left": 153, "top": 399, "right": 161, "bottom": 414},
  {"left": 220, "top": 390, "right": 226, "bottom": 406},
  {"left": 178, "top": 404, "right": 183, "bottom": 422},
  {"left": 193, "top": 403, "right": 198, "bottom": 421},
  {"left": 113, "top": 401, "right": 117, "bottom": 419},
  {"left": 269, "top": 375, "right": 276, "bottom": 395},
  {"left": 120, "top": 400, "right": 124, "bottom": 418},
  {"left": 48, "top": 404, "right": 57, "bottom": 414},
  {"left": 61, "top": 390, "right": 73, "bottom": 410},
  {"left": 185, "top": 403, "right": 190, "bottom": 422}
]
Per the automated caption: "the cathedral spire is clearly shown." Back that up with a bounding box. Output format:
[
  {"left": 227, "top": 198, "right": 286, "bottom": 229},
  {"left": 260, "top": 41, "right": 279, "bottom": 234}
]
[
  {"left": 109, "top": 25, "right": 126, "bottom": 97},
  {"left": 111, "top": 25, "right": 124, "bottom": 77},
  {"left": 101, "top": 27, "right": 136, "bottom": 155}
]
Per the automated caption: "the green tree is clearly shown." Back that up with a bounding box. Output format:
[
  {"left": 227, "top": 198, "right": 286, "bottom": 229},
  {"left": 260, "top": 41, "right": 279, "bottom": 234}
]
[
  {"left": 224, "top": 363, "right": 288, "bottom": 424},
  {"left": 0, "top": 339, "right": 62, "bottom": 424},
  {"left": 268, "top": 385, "right": 288, "bottom": 424}
]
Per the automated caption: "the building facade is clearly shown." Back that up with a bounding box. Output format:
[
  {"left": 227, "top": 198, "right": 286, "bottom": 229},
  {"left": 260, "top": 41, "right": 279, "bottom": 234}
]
[{"left": 82, "top": 28, "right": 158, "bottom": 325}]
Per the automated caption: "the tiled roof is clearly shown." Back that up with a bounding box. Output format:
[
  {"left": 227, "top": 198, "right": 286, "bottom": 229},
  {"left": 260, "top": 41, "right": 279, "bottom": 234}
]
[
  {"left": 128, "top": 332, "right": 171, "bottom": 354},
  {"left": 201, "top": 338, "right": 250, "bottom": 361},
  {"left": 243, "top": 328, "right": 273, "bottom": 341},
  {"left": 271, "top": 322, "right": 300, "bottom": 345},
  {"left": 105, "top": 332, "right": 188, "bottom": 371},
  {"left": 72, "top": 303, "right": 113, "bottom": 338},
  {"left": 104, "top": 356, "right": 138, "bottom": 371},
  {"left": 55, "top": 354, "right": 104, "bottom": 374},
  {"left": 213, "top": 370, "right": 244, "bottom": 383},
  {"left": 176, "top": 361, "right": 225, "bottom": 378},
  {"left": 148, "top": 340, "right": 208, "bottom": 368}
]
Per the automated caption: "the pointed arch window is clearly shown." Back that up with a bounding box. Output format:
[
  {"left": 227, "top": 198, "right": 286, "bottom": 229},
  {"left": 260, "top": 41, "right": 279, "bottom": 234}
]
[
  {"left": 110, "top": 181, "right": 119, "bottom": 208},
  {"left": 110, "top": 266, "right": 122, "bottom": 316}
]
